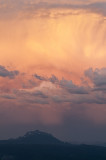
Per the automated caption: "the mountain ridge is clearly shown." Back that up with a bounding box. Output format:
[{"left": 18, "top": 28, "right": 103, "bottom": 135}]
[{"left": 0, "top": 130, "right": 64, "bottom": 145}]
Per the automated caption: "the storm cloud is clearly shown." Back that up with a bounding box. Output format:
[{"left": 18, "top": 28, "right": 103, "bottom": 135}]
[{"left": 0, "top": 0, "right": 106, "bottom": 143}]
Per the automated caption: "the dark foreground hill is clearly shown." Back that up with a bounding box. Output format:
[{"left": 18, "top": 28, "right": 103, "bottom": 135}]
[
  {"left": 0, "top": 130, "right": 106, "bottom": 160},
  {"left": 0, "top": 144, "right": 106, "bottom": 160}
]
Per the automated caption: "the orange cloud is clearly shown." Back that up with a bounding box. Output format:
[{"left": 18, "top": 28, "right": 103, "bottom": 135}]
[{"left": 0, "top": 9, "right": 106, "bottom": 83}]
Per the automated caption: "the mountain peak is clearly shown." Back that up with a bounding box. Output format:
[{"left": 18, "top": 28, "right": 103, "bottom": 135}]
[
  {"left": 24, "top": 130, "right": 51, "bottom": 137},
  {"left": 0, "top": 130, "right": 63, "bottom": 145},
  {"left": 20, "top": 130, "right": 62, "bottom": 144}
]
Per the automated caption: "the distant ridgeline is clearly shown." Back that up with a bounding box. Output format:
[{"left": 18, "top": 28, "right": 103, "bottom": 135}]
[{"left": 0, "top": 130, "right": 63, "bottom": 144}]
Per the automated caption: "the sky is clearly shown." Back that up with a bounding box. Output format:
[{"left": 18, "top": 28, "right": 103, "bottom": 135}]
[{"left": 0, "top": 0, "right": 106, "bottom": 143}]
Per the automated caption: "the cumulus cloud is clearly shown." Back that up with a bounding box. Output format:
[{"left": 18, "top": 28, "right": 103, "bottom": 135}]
[
  {"left": 1, "top": 67, "right": 106, "bottom": 107},
  {"left": 85, "top": 68, "right": 106, "bottom": 90},
  {"left": 1, "top": 67, "right": 106, "bottom": 105},
  {"left": 33, "top": 70, "right": 106, "bottom": 104},
  {"left": 60, "top": 78, "right": 89, "bottom": 94},
  {"left": 0, "top": 65, "right": 19, "bottom": 79},
  {"left": 34, "top": 74, "right": 89, "bottom": 94}
]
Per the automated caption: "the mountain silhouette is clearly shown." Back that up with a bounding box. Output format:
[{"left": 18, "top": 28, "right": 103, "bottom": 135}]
[
  {"left": 0, "top": 131, "right": 106, "bottom": 160},
  {"left": 0, "top": 130, "right": 63, "bottom": 144}
]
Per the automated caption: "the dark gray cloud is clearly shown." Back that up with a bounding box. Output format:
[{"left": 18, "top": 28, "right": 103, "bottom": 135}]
[
  {"left": 60, "top": 79, "right": 89, "bottom": 94},
  {"left": 85, "top": 68, "right": 106, "bottom": 88},
  {"left": 1, "top": 94, "right": 16, "bottom": 99},
  {"left": 20, "top": 1, "right": 106, "bottom": 18},
  {"left": 33, "top": 70, "right": 106, "bottom": 105},
  {"left": 31, "top": 90, "right": 48, "bottom": 98},
  {"left": 49, "top": 75, "right": 59, "bottom": 83},
  {"left": 34, "top": 74, "right": 47, "bottom": 81},
  {"left": 0, "top": 65, "right": 19, "bottom": 79},
  {"left": 34, "top": 74, "right": 89, "bottom": 94},
  {"left": 0, "top": 0, "right": 106, "bottom": 19},
  {"left": 88, "top": 2, "right": 106, "bottom": 16},
  {"left": 1, "top": 67, "right": 106, "bottom": 105},
  {"left": 12, "top": 88, "right": 49, "bottom": 104},
  {"left": 14, "top": 89, "right": 48, "bottom": 99},
  {"left": 34, "top": 74, "right": 59, "bottom": 83},
  {"left": 26, "top": 98, "right": 49, "bottom": 104}
]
